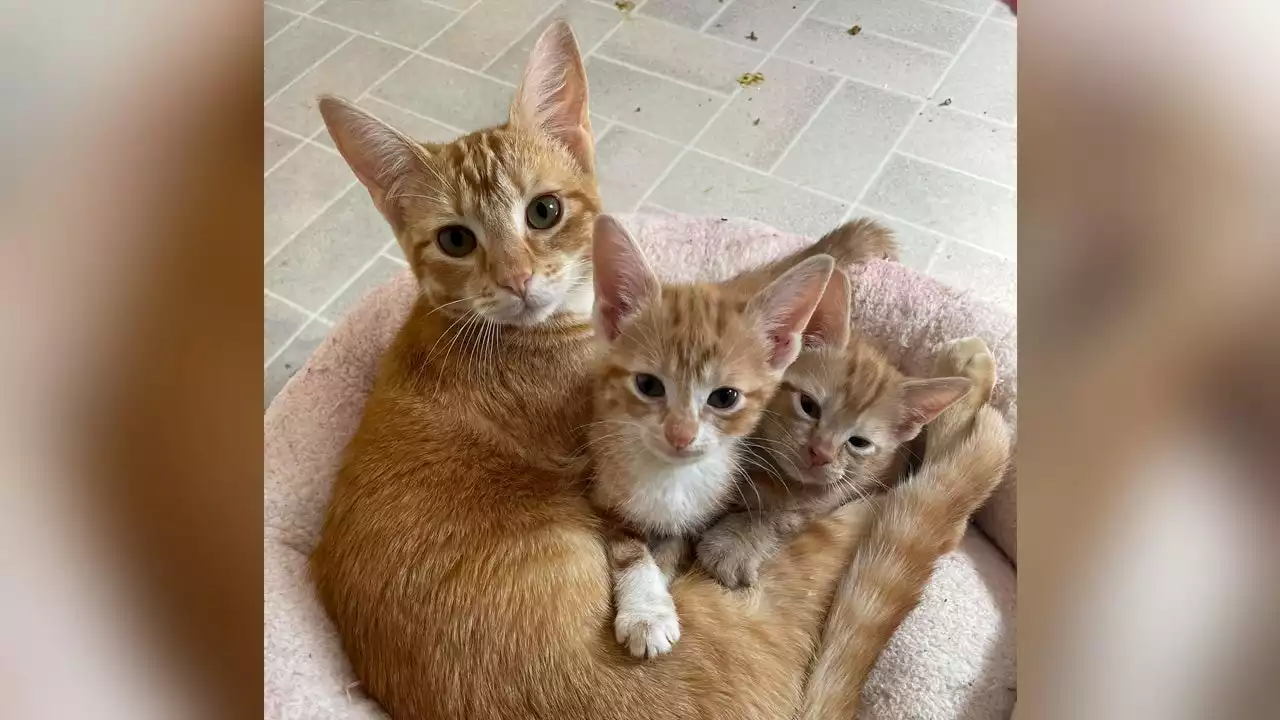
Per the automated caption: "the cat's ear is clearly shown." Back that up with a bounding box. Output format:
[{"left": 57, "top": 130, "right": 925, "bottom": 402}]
[
  {"left": 803, "top": 267, "right": 851, "bottom": 350},
  {"left": 511, "top": 21, "right": 594, "bottom": 171},
  {"left": 318, "top": 95, "right": 423, "bottom": 229},
  {"left": 749, "top": 255, "right": 835, "bottom": 370},
  {"left": 592, "top": 215, "right": 660, "bottom": 341},
  {"left": 895, "top": 377, "right": 973, "bottom": 441}
]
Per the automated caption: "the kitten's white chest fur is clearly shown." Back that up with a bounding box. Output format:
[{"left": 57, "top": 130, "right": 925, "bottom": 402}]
[{"left": 618, "top": 448, "right": 735, "bottom": 536}]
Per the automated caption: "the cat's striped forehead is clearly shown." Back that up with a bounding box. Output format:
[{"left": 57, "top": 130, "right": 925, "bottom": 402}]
[{"left": 788, "top": 333, "right": 903, "bottom": 416}]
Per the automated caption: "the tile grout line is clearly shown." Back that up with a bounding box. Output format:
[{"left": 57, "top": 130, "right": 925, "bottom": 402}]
[
  {"left": 266, "top": 288, "right": 323, "bottom": 322},
  {"left": 265, "top": 11, "right": 305, "bottom": 45},
  {"left": 697, "top": 0, "right": 739, "bottom": 33},
  {"left": 918, "top": 0, "right": 993, "bottom": 17},
  {"left": 859, "top": 207, "right": 1012, "bottom": 262},
  {"left": 766, "top": 77, "right": 845, "bottom": 174},
  {"left": 592, "top": 54, "right": 733, "bottom": 98},
  {"left": 264, "top": 180, "right": 358, "bottom": 266},
  {"left": 844, "top": 15, "right": 990, "bottom": 219},
  {"left": 895, "top": 150, "right": 1016, "bottom": 192},
  {"left": 634, "top": 0, "right": 828, "bottom": 209},
  {"left": 479, "top": 1, "right": 565, "bottom": 73},
  {"left": 265, "top": 292, "right": 332, "bottom": 371},
  {"left": 265, "top": 35, "right": 357, "bottom": 107},
  {"left": 806, "top": 16, "right": 956, "bottom": 57},
  {"left": 311, "top": 249, "right": 391, "bottom": 322},
  {"left": 343, "top": 98, "right": 467, "bottom": 136},
  {"left": 265, "top": 124, "right": 340, "bottom": 178}
]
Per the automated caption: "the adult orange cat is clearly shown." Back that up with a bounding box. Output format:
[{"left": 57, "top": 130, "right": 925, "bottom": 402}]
[{"left": 309, "top": 21, "right": 1010, "bottom": 719}]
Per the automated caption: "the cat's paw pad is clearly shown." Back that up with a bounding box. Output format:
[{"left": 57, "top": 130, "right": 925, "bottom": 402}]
[
  {"left": 937, "top": 336, "right": 996, "bottom": 388},
  {"left": 614, "top": 603, "right": 681, "bottom": 659}
]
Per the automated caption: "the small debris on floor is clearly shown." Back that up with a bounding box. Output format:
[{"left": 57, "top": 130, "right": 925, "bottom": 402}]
[
  {"left": 614, "top": 0, "right": 634, "bottom": 11},
  {"left": 939, "top": 97, "right": 953, "bottom": 106},
  {"left": 847, "top": 25, "right": 862, "bottom": 36},
  {"left": 703, "top": 187, "right": 714, "bottom": 194},
  {"left": 752, "top": 118, "right": 761, "bottom": 126},
  {"left": 746, "top": 31, "right": 758, "bottom": 41},
  {"left": 634, "top": 106, "right": 641, "bottom": 112},
  {"left": 737, "top": 72, "right": 765, "bottom": 88},
  {"left": 719, "top": 217, "right": 728, "bottom": 221}
]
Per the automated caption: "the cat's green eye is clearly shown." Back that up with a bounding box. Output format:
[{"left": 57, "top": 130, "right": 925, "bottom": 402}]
[
  {"left": 437, "top": 225, "right": 477, "bottom": 257},
  {"left": 847, "top": 436, "right": 872, "bottom": 450},
  {"left": 707, "top": 387, "right": 740, "bottom": 410},
  {"left": 796, "top": 392, "right": 821, "bottom": 420},
  {"left": 634, "top": 373, "right": 665, "bottom": 398},
  {"left": 526, "top": 194, "right": 562, "bottom": 230}
]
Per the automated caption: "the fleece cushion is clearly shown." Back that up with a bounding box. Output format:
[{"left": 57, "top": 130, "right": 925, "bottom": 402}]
[{"left": 264, "top": 211, "right": 1018, "bottom": 720}]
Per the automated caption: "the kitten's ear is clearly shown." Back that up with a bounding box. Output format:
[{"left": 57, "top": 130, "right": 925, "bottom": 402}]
[
  {"left": 803, "top": 267, "right": 851, "bottom": 350},
  {"left": 318, "top": 95, "right": 423, "bottom": 228},
  {"left": 511, "top": 21, "right": 594, "bottom": 171},
  {"left": 895, "top": 377, "right": 973, "bottom": 441},
  {"left": 748, "top": 255, "right": 835, "bottom": 370},
  {"left": 593, "top": 215, "right": 660, "bottom": 341}
]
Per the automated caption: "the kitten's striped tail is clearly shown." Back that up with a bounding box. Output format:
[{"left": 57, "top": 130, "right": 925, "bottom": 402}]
[
  {"left": 800, "top": 340, "right": 1010, "bottom": 719},
  {"left": 812, "top": 218, "right": 899, "bottom": 265}
]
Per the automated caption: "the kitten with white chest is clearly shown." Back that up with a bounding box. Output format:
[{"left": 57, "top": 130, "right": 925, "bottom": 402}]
[{"left": 586, "top": 215, "right": 834, "bottom": 658}]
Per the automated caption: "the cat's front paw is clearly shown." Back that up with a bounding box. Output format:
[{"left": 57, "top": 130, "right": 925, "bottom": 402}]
[
  {"left": 696, "top": 514, "right": 777, "bottom": 589},
  {"left": 614, "top": 600, "right": 681, "bottom": 659}
]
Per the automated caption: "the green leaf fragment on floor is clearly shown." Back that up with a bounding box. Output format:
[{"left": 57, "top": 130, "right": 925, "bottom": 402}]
[
  {"left": 615, "top": 1, "right": 635, "bottom": 11},
  {"left": 737, "top": 72, "right": 765, "bottom": 88},
  {"left": 847, "top": 25, "right": 862, "bottom": 36}
]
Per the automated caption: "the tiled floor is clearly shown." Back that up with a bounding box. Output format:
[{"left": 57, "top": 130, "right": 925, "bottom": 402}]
[{"left": 264, "top": 0, "right": 1017, "bottom": 406}]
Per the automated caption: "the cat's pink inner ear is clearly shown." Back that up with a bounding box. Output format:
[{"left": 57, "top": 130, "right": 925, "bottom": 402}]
[
  {"left": 317, "top": 95, "right": 421, "bottom": 223},
  {"left": 592, "top": 215, "right": 659, "bottom": 340},
  {"left": 896, "top": 377, "right": 972, "bottom": 440},
  {"left": 751, "top": 255, "right": 835, "bottom": 369},
  {"left": 511, "top": 21, "right": 594, "bottom": 171},
  {"left": 803, "top": 267, "right": 851, "bottom": 350}
]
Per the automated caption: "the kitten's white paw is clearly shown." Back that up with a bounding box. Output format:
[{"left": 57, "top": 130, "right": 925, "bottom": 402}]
[{"left": 614, "top": 601, "right": 681, "bottom": 659}]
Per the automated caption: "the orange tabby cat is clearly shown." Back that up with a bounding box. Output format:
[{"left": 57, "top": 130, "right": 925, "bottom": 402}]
[
  {"left": 696, "top": 269, "right": 973, "bottom": 589},
  {"left": 309, "top": 20, "right": 1010, "bottom": 719},
  {"left": 586, "top": 214, "right": 834, "bottom": 658}
]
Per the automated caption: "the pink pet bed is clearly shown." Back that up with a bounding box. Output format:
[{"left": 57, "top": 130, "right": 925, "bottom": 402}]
[{"left": 264, "top": 212, "right": 1018, "bottom": 719}]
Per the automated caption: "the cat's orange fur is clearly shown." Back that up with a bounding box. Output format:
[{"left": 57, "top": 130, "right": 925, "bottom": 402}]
[{"left": 309, "top": 21, "right": 1010, "bottom": 719}]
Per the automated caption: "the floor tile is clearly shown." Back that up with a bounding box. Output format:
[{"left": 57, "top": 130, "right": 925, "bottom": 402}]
[
  {"left": 269, "top": 0, "right": 325, "bottom": 12},
  {"left": 585, "top": 58, "right": 726, "bottom": 144},
  {"left": 594, "top": 125, "right": 682, "bottom": 212},
  {"left": 312, "top": 0, "right": 459, "bottom": 50},
  {"left": 648, "top": 152, "right": 849, "bottom": 238},
  {"left": 267, "top": 185, "right": 394, "bottom": 311},
  {"left": 899, "top": 105, "right": 1016, "bottom": 186},
  {"left": 265, "top": 36, "right": 410, "bottom": 137},
  {"left": 264, "top": 18, "right": 352, "bottom": 99},
  {"left": 265, "top": 320, "right": 331, "bottom": 408},
  {"left": 811, "top": 0, "right": 980, "bottom": 54},
  {"left": 486, "top": 0, "right": 623, "bottom": 83},
  {"left": 640, "top": 0, "right": 724, "bottom": 30},
  {"left": 862, "top": 153, "right": 1016, "bottom": 257},
  {"left": 264, "top": 143, "right": 356, "bottom": 258},
  {"left": 265, "top": 4, "right": 299, "bottom": 40},
  {"left": 935, "top": 19, "right": 1016, "bottom": 123},
  {"left": 265, "top": 293, "right": 308, "bottom": 363},
  {"left": 313, "top": 97, "right": 462, "bottom": 147},
  {"left": 776, "top": 18, "right": 951, "bottom": 97},
  {"left": 371, "top": 55, "right": 513, "bottom": 130},
  {"left": 424, "top": 0, "right": 477, "bottom": 9},
  {"left": 424, "top": 0, "right": 550, "bottom": 69},
  {"left": 928, "top": 239, "right": 1016, "bottom": 311},
  {"left": 597, "top": 16, "right": 766, "bottom": 94},
  {"left": 264, "top": 125, "right": 302, "bottom": 171},
  {"left": 322, "top": 256, "right": 410, "bottom": 321},
  {"left": 705, "top": 0, "right": 816, "bottom": 51},
  {"left": 773, "top": 81, "right": 920, "bottom": 200},
  {"left": 853, "top": 207, "right": 944, "bottom": 272},
  {"left": 989, "top": 1, "right": 1018, "bottom": 23},
  {"left": 928, "top": 0, "right": 995, "bottom": 12},
  {"left": 696, "top": 58, "right": 839, "bottom": 171}
]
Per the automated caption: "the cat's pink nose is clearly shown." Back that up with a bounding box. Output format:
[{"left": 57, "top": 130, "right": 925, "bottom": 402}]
[
  {"left": 665, "top": 426, "right": 695, "bottom": 451},
  {"left": 807, "top": 444, "right": 834, "bottom": 467},
  {"left": 499, "top": 270, "right": 532, "bottom": 298}
]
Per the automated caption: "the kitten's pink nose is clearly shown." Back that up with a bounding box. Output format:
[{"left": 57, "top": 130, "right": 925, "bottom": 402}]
[
  {"left": 499, "top": 270, "right": 532, "bottom": 298},
  {"left": 807, "top": 443, "right": 834, "bottom": 468},
  {"left": 665, "top": 425, "right": 695, "bottom": 451}
]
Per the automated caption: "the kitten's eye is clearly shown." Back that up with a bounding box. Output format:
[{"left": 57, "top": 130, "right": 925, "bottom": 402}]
[
  {"left": 796, "top": 392, "right": 821, "bottom": 420},
  {"left": 706, "top": 387, "right": 741, "bottom": 410},
  {"left": 437, "top": 226, "right": 477, "bottom": 257},
  {"left": 847, "top": 436, "right": 872, "bottom": 450},
  {"left": 634, "top": 373, "right": 665, "bottom": 398},
  {"left": 526, "top": 194, "right": 562, "bottom": 230}
]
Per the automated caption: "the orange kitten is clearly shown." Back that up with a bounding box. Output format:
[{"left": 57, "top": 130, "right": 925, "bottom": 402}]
[
  {"left": 587, "top": 214, "right": 833, "bottom": 657},
  {"left": 697, "top": 270, "right": 973, "bottom": 587}
]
